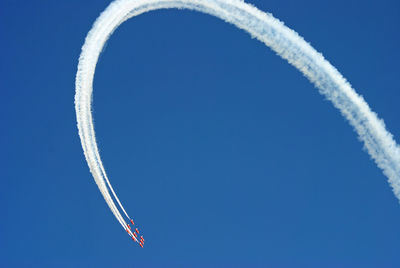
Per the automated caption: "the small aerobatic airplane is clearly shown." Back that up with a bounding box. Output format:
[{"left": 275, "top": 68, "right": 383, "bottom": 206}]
[{"left": 125, "top": 219, "right": 145, "bottom": 248}]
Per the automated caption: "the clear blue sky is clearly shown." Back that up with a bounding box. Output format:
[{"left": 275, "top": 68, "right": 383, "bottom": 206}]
[{"left": 1, "top": 0, "right": 400, "bottom": 267}]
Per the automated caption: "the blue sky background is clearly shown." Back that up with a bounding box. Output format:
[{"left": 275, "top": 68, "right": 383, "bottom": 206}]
[{"left": 1, "top": 0, "right": 400, "bottom": 267}]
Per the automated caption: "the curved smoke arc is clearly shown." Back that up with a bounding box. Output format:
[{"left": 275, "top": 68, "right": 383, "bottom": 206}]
[{"left": 75, "top": 0, "right": 400, "bottom": 234}]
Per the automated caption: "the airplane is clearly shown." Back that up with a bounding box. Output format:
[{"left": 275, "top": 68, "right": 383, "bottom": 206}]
[
  {"left": 135, "top": 228, "right": 140, "bottom": 234},
  {"left": 130, "top": 219, "right": 135, "bottom": 225}
]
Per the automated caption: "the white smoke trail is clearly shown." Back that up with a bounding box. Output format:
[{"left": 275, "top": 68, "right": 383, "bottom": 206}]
[{"left": 76, "top": 0, "right": 400, "bottom": 234}]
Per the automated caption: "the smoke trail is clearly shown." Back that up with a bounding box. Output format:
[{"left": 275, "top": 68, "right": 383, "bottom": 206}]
[{"left": 76, "top": 0, "right": 400, "bottom": 234}]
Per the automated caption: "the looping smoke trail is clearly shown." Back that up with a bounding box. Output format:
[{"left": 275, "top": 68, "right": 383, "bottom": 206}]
[{"left": 76, "top": 0, "right": 400, "bottom": 236}]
